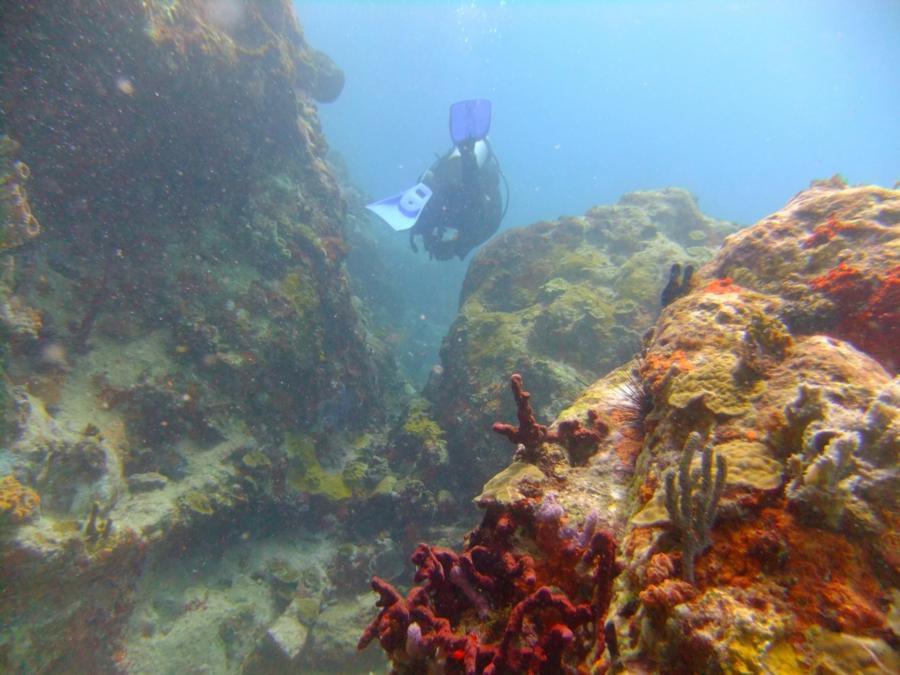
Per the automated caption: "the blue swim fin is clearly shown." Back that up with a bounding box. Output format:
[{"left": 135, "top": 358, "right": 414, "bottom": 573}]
[
  {"left": 366, "top": 182, "right": 433, "bottom": 231},
  {"left": 450, "top": 99, "right": 492, "bottom": 145}
]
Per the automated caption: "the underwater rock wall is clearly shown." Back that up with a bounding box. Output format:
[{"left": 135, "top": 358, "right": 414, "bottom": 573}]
[
  {"left": 427, "top": 187, "right": 736, "bottom": 495},
  {"left": 0, "top": 2, "right": 399, "bottom": 671},
  {"left": 360, "top": 181, "right": 899, "bottom": 674},
  {"left": 0, "top": 0, "right": 380, "bottom": 432}
]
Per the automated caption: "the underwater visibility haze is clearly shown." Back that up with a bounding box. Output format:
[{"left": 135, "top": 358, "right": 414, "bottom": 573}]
[{"left": 0, "top": 1, "right": 898, "bottom": 673}]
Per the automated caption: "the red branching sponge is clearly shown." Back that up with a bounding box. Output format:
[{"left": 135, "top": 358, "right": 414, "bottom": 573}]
[
  {"left": 492, "top": 374, "right": 607, "bottom": 462},
  {"left": 360, "top": 507, "right": 620, "bottom": 674},
  {"left": 556, "top": 412, "right": 609, "bottom": 464},
  {"left": 485, "top": 586, "right": 593, "bottom": 674},
  {"left": 357, "top": 576, "right": 411, "bottom": 653},
  {"left": 492, "top": 374, "right": 550, "bottom": 448},
  {"left": 586, "top": 530, "right": 619, "bottom": 630}
]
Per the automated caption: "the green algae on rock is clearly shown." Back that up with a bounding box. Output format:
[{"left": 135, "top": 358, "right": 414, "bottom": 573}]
[{"left": 284, "top": 433, "right": 353, "bottom": 501}]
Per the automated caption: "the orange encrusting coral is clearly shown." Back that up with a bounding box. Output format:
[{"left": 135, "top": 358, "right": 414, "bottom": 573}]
[
  {"left": 0, "top": 475, "right": 40, "bottom": 524},
  {"left": 640, "top": 349, "right": 692, "bottom": 395},
  {"left": 695, "top": 506, "right": 887, "bottom": 636},
  {"left": 624, "top": 526, "right": 655, "bottom": 560},
  {"left": 802, "top": 212, "right": 865, "bottom": 248},
  {"left": 608, "top": 407, "right": 645, "bottom": 465},
  {"left": 702, "top": 277, "right": 737, "bottom": 294},
  {"left": 809, "top": 262, "right": 900, "bottom": 372},
  {"left": 636, "top": 473, "right": 658, "bottom": 506},
  {"left": 808, "top": 262, "right": 872, "bottom": 305}
]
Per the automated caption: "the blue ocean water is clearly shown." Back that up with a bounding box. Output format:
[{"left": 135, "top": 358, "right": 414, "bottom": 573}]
[{"left": 299, "top": 0, "right": 899, "bottom": 229}]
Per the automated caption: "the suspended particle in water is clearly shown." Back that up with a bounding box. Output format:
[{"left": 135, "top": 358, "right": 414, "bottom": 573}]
[{"left": 115, "top": 76, "right": 135, "bottom": 96}]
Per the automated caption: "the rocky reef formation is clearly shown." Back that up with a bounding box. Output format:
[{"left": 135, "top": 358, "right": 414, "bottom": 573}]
[
  {"left": 0, "top": 2, "right": 405, "bottom": 672},
  {"left": 426, "top": 188, "right": 736, "bottom": 494},
  {"left": 361, "top": 181, "right": 900, "bottom": 673}
]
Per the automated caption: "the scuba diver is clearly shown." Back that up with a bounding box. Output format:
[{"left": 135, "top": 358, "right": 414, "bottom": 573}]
[{"left": 367, "top": 99, "right": 508, "bottom": 260}]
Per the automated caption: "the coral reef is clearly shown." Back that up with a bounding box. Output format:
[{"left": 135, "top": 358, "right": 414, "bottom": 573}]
[
  {"left": 709, "top": 182, "right": 900, "bottom": 371},
  {"left": 1, "top": 1, "right": 896, "bottom": 669},
  {"left": 427, "top": 188, "right": 736, "bottom": 494},
  {"left": 362, "top": 182, "right": 899, "bottom": 674},
  {"left": 0, "top": 2, "right": 407, "bottom": 671},
  {"left": 608, "top": 183, "right": 898, "bottom": 672}
]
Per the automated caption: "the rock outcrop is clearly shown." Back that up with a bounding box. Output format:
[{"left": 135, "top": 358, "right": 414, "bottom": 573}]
[
  {"left": 361, "top": 181, "right": 899, "bottom": 674},
  {"left": 426, "top": 188, "right": 736, "bottom": 494},
  {"left": 0, "top": 2, "right": 396, "bottom": 671}
]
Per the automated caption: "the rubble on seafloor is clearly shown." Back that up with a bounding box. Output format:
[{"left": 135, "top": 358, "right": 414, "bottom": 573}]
[{"left": 359, "top": 181, "right": 899, "bottom": 674}]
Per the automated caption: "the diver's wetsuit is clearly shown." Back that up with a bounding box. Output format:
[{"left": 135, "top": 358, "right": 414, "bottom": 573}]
[{"left": 409, "top": 140, "right": 503, "bottom": 260}]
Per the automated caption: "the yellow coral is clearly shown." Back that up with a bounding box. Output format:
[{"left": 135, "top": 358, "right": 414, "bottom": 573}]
[
  {"left": 401, "top": 400, "right": 445, "bottom": 446},
  {"left": 474, "top": 461, "right": 546, "bottom": 507},
  {"left": 0, "top": 475, "right": 40, "bottom": 524},
  {"left": 748, "top": 311, "right": 793, "bottom": 357},
  {"left": 284, "top": 433, "right": 351, "bottom": 500},
  {"left": 714, "top": 440, "right": 783, "bottom": 490},
  {"left": 667, "top": 352, "right": 764, "bottom": 417}
]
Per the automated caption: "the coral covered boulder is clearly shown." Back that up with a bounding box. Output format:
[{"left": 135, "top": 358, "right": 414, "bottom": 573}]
[
  {"left": 577, "top": 182, "right": 899, "bottom": 673},
  {"left": 709, "top": 178, "right": 900, "bottom": 372}
]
